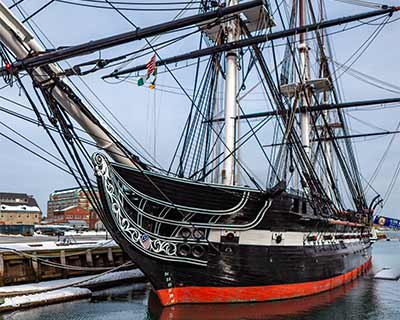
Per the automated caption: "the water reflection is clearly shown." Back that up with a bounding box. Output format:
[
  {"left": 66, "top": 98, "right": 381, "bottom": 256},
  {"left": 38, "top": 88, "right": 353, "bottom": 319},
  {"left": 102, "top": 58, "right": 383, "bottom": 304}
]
[{"left": 147, "top": 277, "right": 378, "bottom": 320}]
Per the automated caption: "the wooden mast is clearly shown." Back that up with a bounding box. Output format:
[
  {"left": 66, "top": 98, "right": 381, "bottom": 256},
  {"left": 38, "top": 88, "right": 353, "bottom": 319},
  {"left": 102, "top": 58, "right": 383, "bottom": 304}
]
[{"left": 222, "top": 0, "right": 239, "bottom": 185}]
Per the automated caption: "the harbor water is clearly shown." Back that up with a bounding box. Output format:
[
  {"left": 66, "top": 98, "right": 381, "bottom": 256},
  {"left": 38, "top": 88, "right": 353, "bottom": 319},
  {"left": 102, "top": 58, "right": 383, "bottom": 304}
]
[{"left": 1, "top": 239, "right": 399, "bottom": 320}]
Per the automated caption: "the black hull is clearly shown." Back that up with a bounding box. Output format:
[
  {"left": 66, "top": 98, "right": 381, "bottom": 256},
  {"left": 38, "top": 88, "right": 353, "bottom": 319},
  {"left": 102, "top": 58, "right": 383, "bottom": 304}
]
[{"left": 92, "top": 153, "right": 372, "bottom": 305}]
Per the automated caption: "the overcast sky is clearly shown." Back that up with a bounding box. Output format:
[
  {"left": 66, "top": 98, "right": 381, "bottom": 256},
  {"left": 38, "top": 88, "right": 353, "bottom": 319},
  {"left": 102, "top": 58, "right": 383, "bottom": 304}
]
[{"left": 0, "top": 0, "right": 400, "bottom": 219}]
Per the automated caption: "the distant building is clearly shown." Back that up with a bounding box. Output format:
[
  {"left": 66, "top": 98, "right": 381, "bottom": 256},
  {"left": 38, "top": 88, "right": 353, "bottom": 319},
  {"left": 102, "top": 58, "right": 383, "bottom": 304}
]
[
  {"left": 0, "top": 192, "right": 41, "bottom": 225},
  {"left": 47, "top": 187, "right": 99, "bottom": 229}
]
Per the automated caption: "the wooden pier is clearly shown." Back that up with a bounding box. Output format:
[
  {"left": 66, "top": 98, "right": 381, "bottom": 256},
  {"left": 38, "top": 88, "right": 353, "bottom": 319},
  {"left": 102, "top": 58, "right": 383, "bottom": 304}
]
[{"left": 0, "top": 240, "right": 131, "bottom": 286}]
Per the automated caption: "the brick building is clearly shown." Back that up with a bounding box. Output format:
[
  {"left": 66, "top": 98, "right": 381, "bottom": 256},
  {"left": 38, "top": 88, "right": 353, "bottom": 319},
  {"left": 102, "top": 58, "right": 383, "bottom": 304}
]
[
  {"left": 53, "top": 206, "right": 100, "bottom": 229},
  {"left": 0, "top": 193, "right": 41, "bottom": 225},
  {"left": 47, "top": 187, "right": 99, "bottom": 229}
]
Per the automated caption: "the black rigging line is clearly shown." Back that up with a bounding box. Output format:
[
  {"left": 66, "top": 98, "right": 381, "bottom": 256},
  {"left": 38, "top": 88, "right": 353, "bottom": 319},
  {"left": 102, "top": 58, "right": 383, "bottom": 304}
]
[
  {"left": 308, "top": 0, "right": 366, "bottom": 209},
  {"left": 234, "top": 37, "right": 279, "bottom": 181},
  {"left": 346, "top": 112, "right": 387, "bottom": 132},
  {"left": 21, "top": 0, "right": 55, "bottom": 23},
  {"left": 332, "top": 15, "right": 390, "bottom": 81},
  {"left": 32, "top": 77, "right": 104, "bottom": 217},
  {"left": 303, "top": 0, "right": 387, "bottom": 211},
  {"left": 178, "top": 55, "right": 215, "bottom": 178},
  {"left": 8, "top": 0, "right": 25, "bottom": 9},
  {"left": 0, "top": 119, "right": 68, "bottom": 167},
  {"left": 333, "top": 0, "right": 384, "bottom": 9},
  {"left": 194, "top": 116, "right": 274, "bottom": 181},
  {"left": 4, "top": 2, "right": 388, "bottom": 76},
  {"left": 237, "top": 100, "right": 279, "bottom": 179},
  {"left": 104, "top": 0, "right": 263, "bottom": 190},
  {"left": 16, "top": 73, "right": 96, "bottom": 189},
  {"left": 316, "top": 130, "right": 400, "bottom": 141},
  {"left": 0, "top": 43, "right": 87, "bottom": 185},
  {"left": 0, "top": 102, "right": 145, "bottom": 162},
  {"left": 104, "top": 9, "right": 398, "bottom": 78},
  {"left": 0, "top": 130, "right": 72, "bottom": 175},
  {"left": 270, "top": 0, "right": 345, "bottom": 214},
  {"left": 67, "top": 0, "right": 253, "bottom": 255},
  {"left": 107, "top": 17, "right": 384, "bottom": 83},
  {"left": 12, "top": 1, "right": 159, "bottom": 168},
  {"left": 329, "top": 58, "right": 400, "bottom": 94},
  {"left": 96, "top": 28, "right": 201, "bottom": 74},
  {"left": 323, "top": 6, "right": 391, "bottom": 209},
  {"left": 382, "top": 155, "right": 400, "bottom": 210},
  {"left": 0, "top": 82, "right": 149, "bottom": 162},
  {"left": 55, "top": 0, "right": 198, "bottom": 11},
  {"left": 71, "top": 0, "right": 201, "bottom": 5},
  {"left": 0, "top": 43, "right": 122, "bottom": 206}
]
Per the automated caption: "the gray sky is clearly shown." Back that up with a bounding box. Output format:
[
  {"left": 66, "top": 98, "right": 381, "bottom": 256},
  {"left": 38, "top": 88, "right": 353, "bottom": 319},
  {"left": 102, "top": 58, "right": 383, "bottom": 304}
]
[{"left": 0, "top": 0, "right": 400, "bottom": 218}]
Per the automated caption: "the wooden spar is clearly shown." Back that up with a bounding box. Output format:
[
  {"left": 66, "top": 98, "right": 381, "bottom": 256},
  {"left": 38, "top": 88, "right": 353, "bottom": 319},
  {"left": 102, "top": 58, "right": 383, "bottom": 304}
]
[
  {"left": 208, "top": 97, "right": 400, "bottom": 122},
  {"left": 104, "top": 6, "right": 400, "bottom": 78},
  {"left": 0, "top": 5, "right": 397, "bottom": 78},
  {"left": 0, "top": 3, "right": 138, "bottom": 167},
  {"left": 315, "top": 130, "right": 400, "bottom": 142},
  {"left": 0, "top": 0, "right": 263, "bottom": 75},
  {"left": 263, "top": 130, "right": 400, "bottom": 147}
]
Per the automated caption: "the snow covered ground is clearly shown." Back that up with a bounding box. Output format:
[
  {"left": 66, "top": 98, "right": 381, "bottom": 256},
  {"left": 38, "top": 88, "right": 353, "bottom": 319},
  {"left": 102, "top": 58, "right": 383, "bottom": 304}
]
[
  {"left": 0, "top": 239, "right": 117, "bottom": 252},
  {"left": 0, "top": 288, "right": 91, "bottom": 312},
  {"left": 63, "top": 231, "right": 108, "bottom": 236},
  {"left": 0, "top": 269, "right": 147, "bottom": 312},
  {"left": 0, "top": 269, "right": 146, "bottom": 297},
  {"left": 374, "top": 268, "right": 400, "bottom": 280}
]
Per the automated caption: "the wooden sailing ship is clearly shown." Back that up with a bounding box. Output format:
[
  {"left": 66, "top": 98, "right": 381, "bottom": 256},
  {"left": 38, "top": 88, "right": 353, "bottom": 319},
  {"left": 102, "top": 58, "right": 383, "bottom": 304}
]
[{"left": 0, "top": 0, "right": 398, "bottom": 306}]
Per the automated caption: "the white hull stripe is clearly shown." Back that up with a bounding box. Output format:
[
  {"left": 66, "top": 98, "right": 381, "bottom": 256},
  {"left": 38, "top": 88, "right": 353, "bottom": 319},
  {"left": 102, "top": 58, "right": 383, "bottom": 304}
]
[{"left": 208, "top": 229, "right": 369, "bottom": 246}]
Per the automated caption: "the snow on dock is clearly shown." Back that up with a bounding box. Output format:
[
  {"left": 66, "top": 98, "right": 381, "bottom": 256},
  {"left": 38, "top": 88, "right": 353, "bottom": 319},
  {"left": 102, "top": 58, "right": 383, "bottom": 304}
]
[
  {"left": 80, "top": 269, "right": 146, "bottom": 288},
  {"left": 0, "top": 269, "right": 147, "bottom": 313},
  {"left": 374, "top": 268, "right": 400, "bottom": 281},
  {"left": 0, "top": 239, "right": 131, "bottom": 286},
  {"left": 0, "top": 269, "right": 146, "bottom": 297},
  {"left": 0, "top": 287, "right": 91, "bottom": 312},
  {"left": 0, "top": 238, "right": 147, "bottom": 312},
  {"left": 0, "top": 239, "right": 116, "bottom": 252}
]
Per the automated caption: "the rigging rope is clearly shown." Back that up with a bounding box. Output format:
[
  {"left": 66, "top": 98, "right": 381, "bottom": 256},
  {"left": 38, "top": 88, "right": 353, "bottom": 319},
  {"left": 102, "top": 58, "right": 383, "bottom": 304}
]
[
  {"left": 104, "top": 0, "right": 264, "bottom": 189},
  {"left": 11, "top": 0, "right": 162, "bottom": 169},
  {"left": 55, "top": 0, "right": 199, "bottom": 11}
]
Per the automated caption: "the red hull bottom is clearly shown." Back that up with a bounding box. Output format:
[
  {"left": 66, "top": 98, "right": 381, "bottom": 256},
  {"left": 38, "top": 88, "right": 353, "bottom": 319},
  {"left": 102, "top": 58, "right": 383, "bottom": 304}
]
[{"left": 156, "top": 258, "right": 372, "bottom": 306}]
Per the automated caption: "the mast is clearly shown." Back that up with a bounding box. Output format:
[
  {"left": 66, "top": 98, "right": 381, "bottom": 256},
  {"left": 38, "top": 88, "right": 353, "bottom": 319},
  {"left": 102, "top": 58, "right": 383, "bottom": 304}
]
[
  {"left": 222, "top": 0, "right": 239, "bottom": 185},
  {"left": 320, "top": 0, "right": 333, "bottom": 196},
  {"left": 0, "top": 3, "right": 137, "bottom": 167},
  {"left": 299, "top": 0, "right": 311, "bottom": 156}
]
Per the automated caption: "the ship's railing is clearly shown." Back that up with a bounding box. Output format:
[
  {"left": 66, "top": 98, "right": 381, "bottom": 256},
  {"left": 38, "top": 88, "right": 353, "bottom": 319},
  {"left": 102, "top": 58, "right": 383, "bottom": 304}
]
[{"left": 286, "top": 187, "right": 306, "bottom": 198}]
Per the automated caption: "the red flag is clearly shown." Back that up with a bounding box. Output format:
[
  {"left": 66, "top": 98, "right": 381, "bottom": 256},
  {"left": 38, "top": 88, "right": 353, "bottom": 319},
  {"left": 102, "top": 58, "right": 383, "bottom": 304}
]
[{"left": 146, "top": 54, "right": 156, "bottom": 78}]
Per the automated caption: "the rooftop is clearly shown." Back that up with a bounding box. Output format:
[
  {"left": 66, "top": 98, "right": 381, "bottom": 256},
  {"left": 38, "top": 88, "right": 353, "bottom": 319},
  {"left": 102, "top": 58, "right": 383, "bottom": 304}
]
[
  {"left": 0, "top": 204, "right": 41, "bottom": 213},
  {"left": 0, "top": 192, "right": 30, "bottom": 198},
  {"left": 0, "top": 193, "right": 39, "bottom": 208},
  {"left": 51, "top": 187, "right": 98, "bottom": 194}
]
